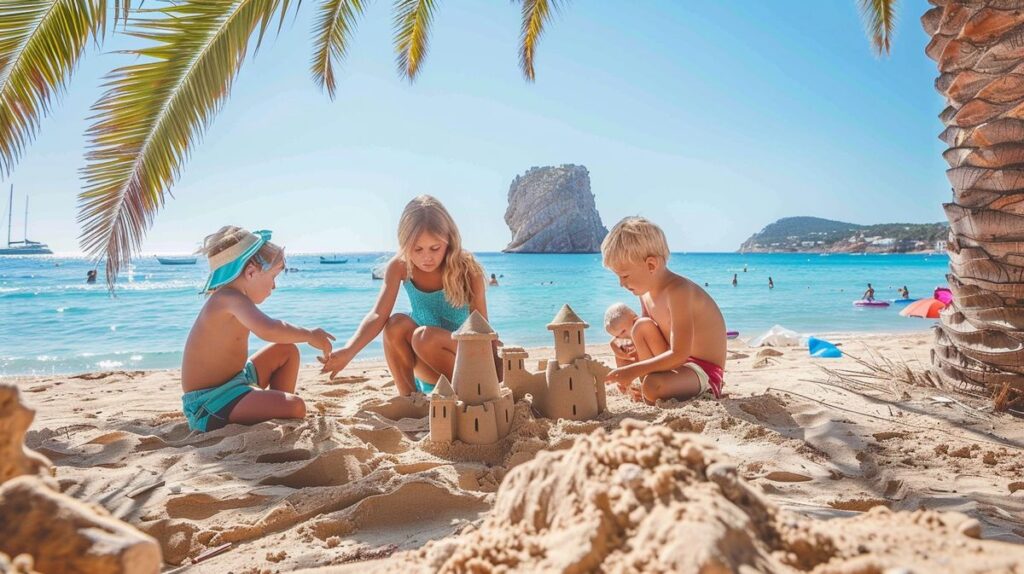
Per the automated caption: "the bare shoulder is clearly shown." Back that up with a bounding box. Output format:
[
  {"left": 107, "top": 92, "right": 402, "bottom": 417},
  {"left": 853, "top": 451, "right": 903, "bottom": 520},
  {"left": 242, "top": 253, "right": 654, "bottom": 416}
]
[
  {"left": 666, "top": 273, "right": 697, "bottom": 302},
  {"left": 384, "top": 257, "right": 408, "bottom": 282},
  {"left": 208, "top": 288, "right": 252, "bottom": 314}
]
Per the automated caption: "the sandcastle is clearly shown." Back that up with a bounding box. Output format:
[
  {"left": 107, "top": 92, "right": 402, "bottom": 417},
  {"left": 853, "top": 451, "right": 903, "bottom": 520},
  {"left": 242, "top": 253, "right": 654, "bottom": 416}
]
[
  {"left": 500, "top": 304, "right": 610, "bottom": 421},
  {"left": 429, "top": 305, "right": 610, "bottom": 445},
  {"left": 429, "top": 311, "right": 515, "bottom": 445}
]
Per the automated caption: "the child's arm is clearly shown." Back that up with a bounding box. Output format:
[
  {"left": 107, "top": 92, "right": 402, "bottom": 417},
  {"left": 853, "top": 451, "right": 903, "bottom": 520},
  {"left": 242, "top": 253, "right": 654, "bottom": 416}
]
[
  {"left": 607, "top": 287, "right": 693, "bottom": 384},
  {"left": 319, "top": 258, "right": 404, "bottom": 377},
  {"left": 223, "top": 290, "right": 335, "bottom": 358},
  {"left": 469, "top": 269, "right": 489, "bottom": 319}
]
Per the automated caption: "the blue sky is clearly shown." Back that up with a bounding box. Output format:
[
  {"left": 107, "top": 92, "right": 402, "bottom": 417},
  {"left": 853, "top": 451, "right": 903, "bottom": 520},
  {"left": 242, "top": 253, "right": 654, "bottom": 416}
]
[{"left": 4, "top": 0, "right": 947, "bottom": 255}]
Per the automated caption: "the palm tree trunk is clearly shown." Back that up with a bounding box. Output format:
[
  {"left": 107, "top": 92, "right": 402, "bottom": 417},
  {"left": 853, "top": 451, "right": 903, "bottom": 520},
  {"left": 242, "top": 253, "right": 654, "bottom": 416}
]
[{"left": 922, "top": 0, "right": 1024, "bottom": 410}]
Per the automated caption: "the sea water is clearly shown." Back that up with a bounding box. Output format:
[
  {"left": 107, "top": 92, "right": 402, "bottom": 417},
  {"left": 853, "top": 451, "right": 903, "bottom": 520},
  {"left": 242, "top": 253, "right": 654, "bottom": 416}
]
[{"left": 0, "top": 252, "right": 949, "bottom": 375}]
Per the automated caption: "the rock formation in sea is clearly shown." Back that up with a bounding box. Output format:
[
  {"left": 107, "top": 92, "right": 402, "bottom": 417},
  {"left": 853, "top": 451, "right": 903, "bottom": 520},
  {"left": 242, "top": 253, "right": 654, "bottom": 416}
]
[
  {"left": 503, "top": 164, "right": 608, "bottom": 253},
  {"left": 0, "top": 384, "right": 162, "bottom": 574}
]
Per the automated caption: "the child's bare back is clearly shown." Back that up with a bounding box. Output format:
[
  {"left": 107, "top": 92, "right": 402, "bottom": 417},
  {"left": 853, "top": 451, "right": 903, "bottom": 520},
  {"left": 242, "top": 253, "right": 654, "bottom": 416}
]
[
  {"left": 640, "top": 273, "right": 727, "bottom": 369},
  {"left": 181, "top": 289, "right": 261, "bottom": 393}
]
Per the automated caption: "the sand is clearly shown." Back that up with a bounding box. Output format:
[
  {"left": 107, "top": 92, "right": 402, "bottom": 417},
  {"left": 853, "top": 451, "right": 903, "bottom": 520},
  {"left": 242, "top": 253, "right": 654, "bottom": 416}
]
[{"left": 5, "top": 331, "right": 1024, "bottom": 572}]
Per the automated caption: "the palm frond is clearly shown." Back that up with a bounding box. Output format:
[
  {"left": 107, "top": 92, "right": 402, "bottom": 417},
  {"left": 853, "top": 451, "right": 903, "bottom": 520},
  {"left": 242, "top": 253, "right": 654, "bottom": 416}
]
[
  {"left": 0, "top": 0, "right": 106, "bottom": 175},
  {"left": 858, "top": 0, "right": 898, "bottom": 56},
  {"left": 115, "top": 0, "right": 131, "bottom": 27},
  {"left": 393, "top": 0, "right": 435, "bottom": 81},
  {"left": 519, "top": 0, "right": 562, "bottom": 81},
  {"left": 79, "top": 0, "right": 287, "bottom": 286},
  {"left": 311, "top": 0, "right": 366, "bottom": 98}
]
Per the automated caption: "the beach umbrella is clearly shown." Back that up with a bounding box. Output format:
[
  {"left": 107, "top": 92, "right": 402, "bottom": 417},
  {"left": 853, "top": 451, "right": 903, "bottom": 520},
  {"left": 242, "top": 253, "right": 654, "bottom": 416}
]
[
  {"left": 900, "top": 298, "right": 946, "bottom": 319},
  {"left": 934, "top": 287, "right": 953, "bottom": 305}
]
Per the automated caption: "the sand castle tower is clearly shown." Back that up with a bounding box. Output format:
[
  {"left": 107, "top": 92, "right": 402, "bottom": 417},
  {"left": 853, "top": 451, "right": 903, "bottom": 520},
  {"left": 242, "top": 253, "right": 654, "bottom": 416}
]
[
  {"left": 500, "top": 304, "right": 610, "bottom": 421},
  {"left": 429, "top": 312, "right": 514, "bottom": 445}
]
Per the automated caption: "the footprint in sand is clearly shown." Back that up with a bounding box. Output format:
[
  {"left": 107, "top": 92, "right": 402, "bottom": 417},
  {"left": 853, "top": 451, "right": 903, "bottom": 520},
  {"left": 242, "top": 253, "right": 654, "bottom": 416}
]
[
  {"left": 763, "top": 470, "right": 813, "bottom": 483},
  {"left": 259, "top": 448, "right": 372, "bottom": 488},
  {"left": 165, "top": 491, "right": 270, "bottom": 520},
  {"left": 363, "top": 395, "right": 430, "bottom": 421},
  {"left": 46, "top": 431, "right": 139, "bottom": 468},
  {"left": 733, "top": 395, "right": 799, "bottom": 428},
  {"left": 256, "top": 448, "right": 314, "bottom": 463},
  {"left": 309, "top": 481, "right": 488, "bottom": 541},
  {"left": 321, "top": 388, "right": 350, "bottom": 398},
  {"left": 351, "top": 426, "right": 409, "bottom": 454}
]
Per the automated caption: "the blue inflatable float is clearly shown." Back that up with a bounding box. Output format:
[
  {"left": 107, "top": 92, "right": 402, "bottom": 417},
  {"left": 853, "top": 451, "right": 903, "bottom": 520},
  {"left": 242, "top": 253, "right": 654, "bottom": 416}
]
[{"left": 808, "top": 336, "right": 842, "bottom": 358}]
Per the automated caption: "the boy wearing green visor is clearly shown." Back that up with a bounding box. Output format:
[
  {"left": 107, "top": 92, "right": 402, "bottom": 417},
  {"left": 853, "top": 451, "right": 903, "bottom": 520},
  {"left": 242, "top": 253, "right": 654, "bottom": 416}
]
[{"left": 181, "top": 226, "right": 334, "bottom": 432}]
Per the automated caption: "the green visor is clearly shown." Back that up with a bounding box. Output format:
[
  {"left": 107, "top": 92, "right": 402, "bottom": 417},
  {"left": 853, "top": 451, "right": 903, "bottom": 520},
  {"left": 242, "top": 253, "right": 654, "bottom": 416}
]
[{"left": 201, "top": 229, "right": 273, "bottom": 293}]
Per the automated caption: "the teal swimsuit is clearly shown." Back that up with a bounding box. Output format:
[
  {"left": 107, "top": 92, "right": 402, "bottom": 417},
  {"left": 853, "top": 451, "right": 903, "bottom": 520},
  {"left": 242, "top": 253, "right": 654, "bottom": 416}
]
[
  {"left": 403, "top": 280, "right": 470, "bottom": 393},
  {"left": 181, "top": 361, "right": 259, "bottom": 431}
]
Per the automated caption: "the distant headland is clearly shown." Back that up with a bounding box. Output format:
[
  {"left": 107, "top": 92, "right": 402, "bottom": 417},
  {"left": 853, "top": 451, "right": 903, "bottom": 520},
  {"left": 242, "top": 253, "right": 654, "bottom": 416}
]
[{"left": 739, "top": 216, "right": 948, "bottom": 254}]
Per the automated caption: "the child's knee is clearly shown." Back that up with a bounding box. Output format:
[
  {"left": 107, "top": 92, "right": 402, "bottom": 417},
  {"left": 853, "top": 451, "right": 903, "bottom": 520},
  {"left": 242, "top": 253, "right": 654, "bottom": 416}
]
[
  {"left": 640, "top": 375, "right": 663, "bottom": 401},
  {"left": 631, "top": 317, "right": 658, "bottom": 340},
  {"left": 285, "top": 395, "right": 306, "bottom": 418},
  {"left": 410, "top": 325, "right": 430, "bottom": 351},
  {"left": 383, "top": 314, "right": 413, "bottom": 343},
  {"left": 279, "top": 343, "right": 300, "bottom": 362}
]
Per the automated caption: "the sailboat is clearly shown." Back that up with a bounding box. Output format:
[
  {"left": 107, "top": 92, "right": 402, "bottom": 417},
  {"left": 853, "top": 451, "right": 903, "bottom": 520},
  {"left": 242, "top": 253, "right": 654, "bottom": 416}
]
[{"left": 0, "top": 185, "right": 52, "bottom": 255}]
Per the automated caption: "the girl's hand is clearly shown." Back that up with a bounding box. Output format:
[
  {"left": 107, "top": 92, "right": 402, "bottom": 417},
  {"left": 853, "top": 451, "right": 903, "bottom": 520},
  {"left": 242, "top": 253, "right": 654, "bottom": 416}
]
[
  {"left": 307, "top": 328, "right": 336, "bottom": 361},
  {"left": 319, "top": 347, "right": 355, "bottom": 379}
]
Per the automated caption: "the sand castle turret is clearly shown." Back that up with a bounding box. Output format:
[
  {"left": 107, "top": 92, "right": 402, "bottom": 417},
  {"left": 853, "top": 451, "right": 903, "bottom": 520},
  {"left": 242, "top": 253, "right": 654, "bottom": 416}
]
[
  {"left": 548, "top": 304, "right": 588, "bottom": 365},
  {"left": 452, "top": 312, "right": 502, "bottom": 404},
  {"left": 429, "top": 312, "right": 515, "bottom": 446},
  {"left": 500, "top": 304, "right": 610, "bottom": 421},
  {"left": 429, "top": 375, "right": 457, "bottom": 443}
]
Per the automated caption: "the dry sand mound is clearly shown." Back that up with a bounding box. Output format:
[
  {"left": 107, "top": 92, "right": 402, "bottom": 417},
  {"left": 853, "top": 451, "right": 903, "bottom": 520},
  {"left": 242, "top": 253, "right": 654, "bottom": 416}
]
[{"left": 379, "top": 420, "right": 1024, "bottom": 574}]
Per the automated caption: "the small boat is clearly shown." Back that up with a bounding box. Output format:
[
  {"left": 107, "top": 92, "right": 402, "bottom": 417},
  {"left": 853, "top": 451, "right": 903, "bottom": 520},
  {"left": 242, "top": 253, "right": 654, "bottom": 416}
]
[
  {"left": 853, "top": 300, "right": 890, "bottom": 308},
  {"left": 157, "top": 256, "right": 197, "bottom": 265},
  {"left": 0, "top": 185, "right": 52, "bottom": 255},
  {"left": 319, "top": 256, "right": 348, "bottom": 265},
  {"left": 726, "top": 330, "right": 740, "bottom": 340}
]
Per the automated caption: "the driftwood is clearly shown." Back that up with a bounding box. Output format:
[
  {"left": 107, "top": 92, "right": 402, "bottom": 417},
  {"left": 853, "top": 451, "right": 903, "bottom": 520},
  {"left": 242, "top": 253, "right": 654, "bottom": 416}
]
[
  {"left": 0, "top": 477, "right": 161, "bottom": 574},
  {"left": 0, "top": 384, "right": 162, "bottom": 573}
]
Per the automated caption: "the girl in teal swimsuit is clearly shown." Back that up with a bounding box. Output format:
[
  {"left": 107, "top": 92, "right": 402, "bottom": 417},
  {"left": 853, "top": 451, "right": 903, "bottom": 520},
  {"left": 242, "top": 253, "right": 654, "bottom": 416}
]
[{"left": 320, "top": 195, "right": 495, "bottom": 395}]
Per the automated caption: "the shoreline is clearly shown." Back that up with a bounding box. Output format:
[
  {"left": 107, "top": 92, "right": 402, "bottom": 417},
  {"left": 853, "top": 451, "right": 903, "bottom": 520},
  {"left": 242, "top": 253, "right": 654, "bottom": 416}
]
[{"left": 2, "top": 327, "right": 942, "bottom": 379}]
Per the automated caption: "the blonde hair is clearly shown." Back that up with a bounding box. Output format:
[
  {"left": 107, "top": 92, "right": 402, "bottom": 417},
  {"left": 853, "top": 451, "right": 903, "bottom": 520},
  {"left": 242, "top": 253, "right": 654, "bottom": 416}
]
[
  {"left": 397, "top": 196, "right": 482, "bottom": 308},
  {"left": 198, "top": 225, "right": 284, "bottom": 271},
  {"left": 604, "top": 302, "right": 637, "bottom": 331},
  {"left": 601, "top": 216, "right": 670, "bottom": 268}
]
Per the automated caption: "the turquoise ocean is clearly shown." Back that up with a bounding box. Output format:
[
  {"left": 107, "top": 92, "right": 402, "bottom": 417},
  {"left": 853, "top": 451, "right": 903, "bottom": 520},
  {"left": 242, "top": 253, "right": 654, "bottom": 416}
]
[{"left": 0, "top": 253, "right": 949, "bottom": 376}]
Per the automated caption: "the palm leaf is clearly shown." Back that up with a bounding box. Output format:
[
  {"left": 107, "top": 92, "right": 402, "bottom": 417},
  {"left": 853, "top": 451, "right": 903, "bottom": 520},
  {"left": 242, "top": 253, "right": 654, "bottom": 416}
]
[
  {"left": 79, "top": 0, "right": 288, "bottom": 285},
  {"left": 858, "top": 0, "right": 898, "bottom": 56},
  {"left": 311, "top": 0, "right": 366, "bottom": 98},
  {"left": 393, "top": 0, "right": 434, "bottom": 80},
  {"left": 519, "top": 0, "right": 562, "bottom": 81},
  {"left": 115, "top": 0, "right": 131, "bottom": 27},
  {"left": 0, "top": 0, "right": 106, "bottom": 175}
]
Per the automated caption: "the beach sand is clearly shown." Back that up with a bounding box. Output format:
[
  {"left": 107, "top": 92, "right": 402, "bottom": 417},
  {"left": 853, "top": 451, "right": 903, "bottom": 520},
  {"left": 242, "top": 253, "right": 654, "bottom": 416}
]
[{"left": 8, "top": 331, "right": 1024, "bottom": 572}]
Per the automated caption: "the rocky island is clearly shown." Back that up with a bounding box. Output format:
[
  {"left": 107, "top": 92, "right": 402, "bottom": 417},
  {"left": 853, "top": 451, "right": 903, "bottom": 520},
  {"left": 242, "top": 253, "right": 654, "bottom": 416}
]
[
  {"left": 503, "top": 164, "right": 608, "bottom": 253},
  {"left": 739, "top": 216, "right": 949, "bottom": 254}
]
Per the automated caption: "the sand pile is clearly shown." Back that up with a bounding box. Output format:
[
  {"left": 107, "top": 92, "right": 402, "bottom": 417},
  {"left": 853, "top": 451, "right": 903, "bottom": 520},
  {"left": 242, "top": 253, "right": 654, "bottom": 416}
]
[
  {"left": 0, "top": 383, "right": 161, "bottom": 574},
  {"left": 10, "top": 334, "right": 1024, "bottom": 572},
  {"left": 381, "top": 420, "right": 1024, "bottom": 574}
]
